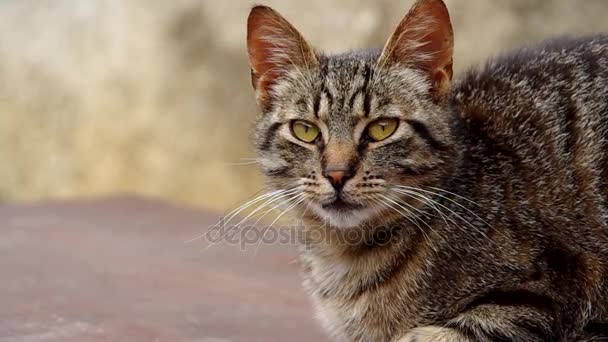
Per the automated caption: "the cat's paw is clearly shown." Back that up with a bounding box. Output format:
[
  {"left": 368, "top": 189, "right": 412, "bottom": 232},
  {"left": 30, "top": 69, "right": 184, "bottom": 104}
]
[{"left": 397, "top": 326, "right": 468, "bottom": 342}]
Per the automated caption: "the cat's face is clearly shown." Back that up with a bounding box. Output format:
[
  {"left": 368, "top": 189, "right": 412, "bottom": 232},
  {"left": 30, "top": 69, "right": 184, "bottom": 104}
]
[{"left": 247, "top": 1, "right": 456, "bottom": 228}]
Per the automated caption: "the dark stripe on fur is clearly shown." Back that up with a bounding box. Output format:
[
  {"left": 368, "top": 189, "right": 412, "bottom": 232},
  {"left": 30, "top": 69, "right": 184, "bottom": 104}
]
[
  {"left": 466, "top": 290, "right": 556, "bottom": 313},
  {"left": 265, "top": 167, "right": 289, "bottom": 177},
  {"left": 260, "top": 122, "right": 282, "bottom": 151},
  {"left": 406, "top": 119, "right": 447, "bottom": 151}
]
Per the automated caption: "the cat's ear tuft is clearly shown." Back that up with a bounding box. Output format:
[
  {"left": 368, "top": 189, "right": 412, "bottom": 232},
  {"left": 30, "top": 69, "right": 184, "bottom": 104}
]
[
  {"left": 378, "top": 0, "right": 454, "bottom": 101},
  {"left": 247, "top": 5, "right": 317, "bottom": 108}
]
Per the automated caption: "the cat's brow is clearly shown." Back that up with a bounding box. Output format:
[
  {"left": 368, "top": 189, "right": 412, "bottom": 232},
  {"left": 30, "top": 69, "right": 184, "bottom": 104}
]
[{"left": 316, "top": 88, "right": 333, "bottom": 120}]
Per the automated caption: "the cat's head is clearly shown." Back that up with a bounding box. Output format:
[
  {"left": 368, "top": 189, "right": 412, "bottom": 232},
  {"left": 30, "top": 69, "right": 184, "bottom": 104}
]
[{"left": 247, "top": 0, "right": 459, "bottom": 229}]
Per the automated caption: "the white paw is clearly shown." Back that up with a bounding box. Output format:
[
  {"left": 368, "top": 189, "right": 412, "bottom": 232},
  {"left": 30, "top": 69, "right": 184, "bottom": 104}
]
[{"left": 397, "top": 326, "right": 466, "bottom": 342}]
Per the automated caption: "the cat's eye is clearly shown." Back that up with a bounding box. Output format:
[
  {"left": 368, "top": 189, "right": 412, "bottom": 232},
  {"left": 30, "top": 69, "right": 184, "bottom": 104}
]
[
  {"left": 366, "top": 118, "right": 399, "bottom": 142},
  {"left": 291, "top": 120, "right": 320, "bottom": 143}
]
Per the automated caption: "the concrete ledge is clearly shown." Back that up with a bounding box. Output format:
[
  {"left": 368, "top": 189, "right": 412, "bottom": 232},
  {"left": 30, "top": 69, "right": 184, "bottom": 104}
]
[{"left": 0, "top": 196, "right": 327, "bottom": 341}]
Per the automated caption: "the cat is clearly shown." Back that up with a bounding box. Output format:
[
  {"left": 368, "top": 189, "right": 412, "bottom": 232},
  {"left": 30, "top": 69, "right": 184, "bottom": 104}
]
[{"left": 245, "top": 0, "right": 608, "bottom": 341}]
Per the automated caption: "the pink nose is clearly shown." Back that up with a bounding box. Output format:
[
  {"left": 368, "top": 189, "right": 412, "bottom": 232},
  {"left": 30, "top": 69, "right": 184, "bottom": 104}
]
[
  {"left": 326, "top": 170, "right": 347, "bottom": 185},
  {"left": 324, "top": 165, "right": 353, "bottom": 187}
]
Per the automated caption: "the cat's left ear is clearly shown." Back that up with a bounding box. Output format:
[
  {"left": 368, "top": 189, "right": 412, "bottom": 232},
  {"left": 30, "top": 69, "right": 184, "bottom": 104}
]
[
  {"left": 247, "top": 6, "right": 317, "bottom": 109},
  {"left": 378, "top": 0, "right": 454, "bottom": 101}
]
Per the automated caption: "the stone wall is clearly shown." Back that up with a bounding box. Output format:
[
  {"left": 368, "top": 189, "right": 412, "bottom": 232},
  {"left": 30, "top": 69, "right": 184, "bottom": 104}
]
[{"left": 1, "top": 0, "right": 606, "bottom": 210}]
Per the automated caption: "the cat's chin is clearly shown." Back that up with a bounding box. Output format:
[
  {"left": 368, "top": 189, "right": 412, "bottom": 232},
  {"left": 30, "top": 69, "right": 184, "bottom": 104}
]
[{"left": 311, "top": 203, "right": 379, "bottom": 229}]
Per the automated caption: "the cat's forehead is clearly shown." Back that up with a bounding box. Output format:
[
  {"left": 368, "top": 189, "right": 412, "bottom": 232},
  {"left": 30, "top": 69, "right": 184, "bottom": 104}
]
[
  {"left": 313, "top": 51, "right": 380, "bottom": 128},
  {"left": 320, "top": 50, "right": 379, "bottom": 87}
]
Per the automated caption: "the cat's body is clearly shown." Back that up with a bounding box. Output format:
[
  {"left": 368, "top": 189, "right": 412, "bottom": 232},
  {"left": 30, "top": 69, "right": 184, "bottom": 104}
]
[
  {"left": 300, "top": 36, "right": 608, "bottom": 341},
  {"left": 246, "top": 1, "right": 608, "bottom": 341}
]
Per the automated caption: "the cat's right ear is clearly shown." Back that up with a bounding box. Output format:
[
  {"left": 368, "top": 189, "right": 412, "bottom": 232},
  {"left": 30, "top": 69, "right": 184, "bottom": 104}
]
[
  {"left": 378, "top": 0, "right": 454, "bottom": 102},
  {"left": 247, "top": 6, "right": 317, "bottom": 109}
]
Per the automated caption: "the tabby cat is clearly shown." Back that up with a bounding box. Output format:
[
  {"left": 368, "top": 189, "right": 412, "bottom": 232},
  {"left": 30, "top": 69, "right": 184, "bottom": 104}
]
[{"left": 245, "top": 0, "right": 608, "bottom": 340}]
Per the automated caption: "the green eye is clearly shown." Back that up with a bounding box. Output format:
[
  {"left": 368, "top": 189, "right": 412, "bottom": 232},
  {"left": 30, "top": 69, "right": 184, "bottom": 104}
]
[
  {"left": 367, "top": 118, "right": 399, "bottom": 142},
  {"left": 291, "top": 120, "right": 320, "bottom": 143}
]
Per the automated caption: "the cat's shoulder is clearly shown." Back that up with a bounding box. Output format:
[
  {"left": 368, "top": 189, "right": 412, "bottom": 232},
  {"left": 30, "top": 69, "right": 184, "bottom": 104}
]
[
  {"left": 450, "top": 34, "right": 608, "bottom": 121},
  {"left": 457, "top": 34, "right": 608, "bottom": 85}
]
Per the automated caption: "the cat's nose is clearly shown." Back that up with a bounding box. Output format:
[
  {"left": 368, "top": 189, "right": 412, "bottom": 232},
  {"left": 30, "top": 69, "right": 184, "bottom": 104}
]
[{"left": 324, "top": 165, "right": 354, "bottom": 188}]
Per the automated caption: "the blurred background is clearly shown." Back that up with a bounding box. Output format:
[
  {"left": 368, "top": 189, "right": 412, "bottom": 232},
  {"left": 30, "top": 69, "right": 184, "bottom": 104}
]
[{"left": 1, "top": 0, "right": 607, "bottom": 212}]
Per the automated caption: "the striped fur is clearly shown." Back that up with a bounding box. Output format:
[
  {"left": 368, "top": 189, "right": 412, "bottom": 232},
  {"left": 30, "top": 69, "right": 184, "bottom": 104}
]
[{"left": 247, "top": 1, "right": 608, "bottom": 341}]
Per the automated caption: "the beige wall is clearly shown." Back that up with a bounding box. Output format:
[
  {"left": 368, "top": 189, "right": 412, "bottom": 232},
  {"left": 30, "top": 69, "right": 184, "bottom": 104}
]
[{"left": 1, "top": 0, "right": 607, "bottom": 210}]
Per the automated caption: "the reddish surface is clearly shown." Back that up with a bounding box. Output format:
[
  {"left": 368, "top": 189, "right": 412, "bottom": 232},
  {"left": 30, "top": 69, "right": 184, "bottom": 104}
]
[{"left": 0, "top": 196, "right": 328, "bottom": 342}]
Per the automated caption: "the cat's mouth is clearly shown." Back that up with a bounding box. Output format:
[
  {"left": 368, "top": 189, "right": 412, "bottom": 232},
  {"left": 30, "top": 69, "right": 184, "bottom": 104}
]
[
  {"left": 321, "top": 198, "right": 363, "bottom": 213},
  {"left": 314, "top": 197, "right": 377, "bottom": 228}
]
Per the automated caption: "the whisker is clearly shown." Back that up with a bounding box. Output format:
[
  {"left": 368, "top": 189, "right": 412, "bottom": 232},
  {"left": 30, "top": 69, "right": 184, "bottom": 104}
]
[
  {"left": 254, "top": 194, "right": 308, "bottom": 255},
  {"left": 382, "top": 193, "right": 437, "bottom": 235},
  {"left": 230, "top": 189, "right": 300, "bottom": 231},
  {"left": 249, "top": 192, "right": 303, "bottom": 229},
  {"left": 389, "top": 189, "right": 469, "bottom": 250},
  {"left": 427, "top": 186, "right": 482, "bottom": 207},
  {"left": 392, "top": 187, "right": 489, "bottom": 240},
  {"left": 398, "top": 191, "right": 469, "bottom": 256},
  {"left": 377, "top": 195, "right": 434, "bottom": 248},
  {"left": 297, "top": 198, "right": 313, "bottom": 225},
  {"left": 201, "top": 189, "right": 300, "bottom": 248},
  {"left": 185, "top": 189, "right": 285, "bottom": 243},
  {"left": 368, "top": 197, "right": 400, "bottom": 229},
  {"left": 225, "top": 161, "right": 261, "bottom": 166},
  {"left": 389, "top": 188, "right": 452, "bottom": 228},
  {"left": 222, "top": 157, "right": 263, "bottom": 166},
  {"left": 398, "top": 185, "right": 494, "bottom": 232},
  {"left": 218, "top": 190, "right": 292, "bottom": 231},
  {"left": 385, "top": 192, "right": 433, "bottom": 218}
]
